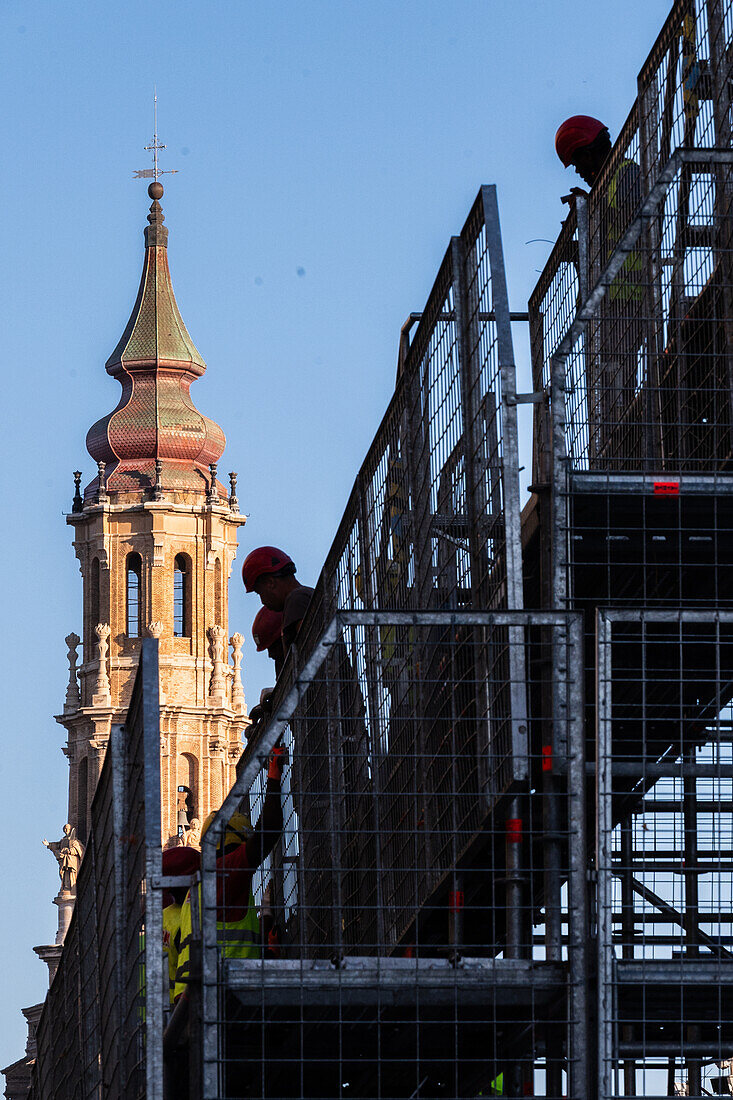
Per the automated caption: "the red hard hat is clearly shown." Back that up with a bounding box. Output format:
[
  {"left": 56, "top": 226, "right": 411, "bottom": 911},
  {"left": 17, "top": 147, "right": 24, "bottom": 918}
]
[
  {"left": 252, "top": 607, "right": 283, "bottom": 652},
  {"left": 242, "top": 546, "right": 295, "bottom": 592},
  {"left": 162, "top": 846, "right": 201, "bottom": 875},
  {"left": 555, "top": 115, "right": 608, "bottom": 167}
]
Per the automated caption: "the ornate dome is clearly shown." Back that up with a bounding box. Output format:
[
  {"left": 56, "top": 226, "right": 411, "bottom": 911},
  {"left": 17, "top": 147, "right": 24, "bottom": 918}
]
[{"left": 85, "top": 184, "right": 226, "bottom": 501}]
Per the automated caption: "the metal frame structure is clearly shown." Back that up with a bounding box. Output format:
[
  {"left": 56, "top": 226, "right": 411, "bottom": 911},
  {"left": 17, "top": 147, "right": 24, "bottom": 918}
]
[
  {"left": 188, "top": 182, "right": 597, "bottom": 1098},
  {"left": 26, "top": 3, "right": 733, "bottom": 1096},
  {"left": 190, "top": 4, "right": 733, "bottom": 1086},
  {"left": 198, "top": 609, "right": 587, "bottom": 1100},
  {"left": 597, "top": 609, "right": 733, "bottom": 1097},
  {"left": 525, "top": 2, "right": 733, "bottom": 1094},
  {"left": 544, "top": 146, "right": 733, "bottom": 610},
  {"left": 29, "top": 639, "right": 163, "bottom": 1100}
]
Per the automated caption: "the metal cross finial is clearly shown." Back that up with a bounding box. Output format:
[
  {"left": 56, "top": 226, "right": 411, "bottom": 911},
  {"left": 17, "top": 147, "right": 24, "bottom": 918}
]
[{"left": 133, "top": 90, "right": 179, "bottom": 181}]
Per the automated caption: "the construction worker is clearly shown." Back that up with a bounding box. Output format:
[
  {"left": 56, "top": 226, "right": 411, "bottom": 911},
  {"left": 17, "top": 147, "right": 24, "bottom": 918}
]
[
  {"left": 161, "top": 847, "right": 202, "bottom": 1095},
  {"left": 555, "top": 113, "right": 642, "bottom": 270},
  {"left": 174, "top": 747, "right": 285, "bottom": 999},
  {"left": 162, "top": 846, "right": 200, "bottom": 1005},
  {"left": 556, "top": 115, "right": 644, "bottom": 447},
  {"left": 252, "top": 606, "right": 285, "bottom": 678},
  {"left": 242, "top": 546, "right": 314, "bottom": 659},
  {"left": 555, "top": 114, "right": 612, "bottom": 190}
]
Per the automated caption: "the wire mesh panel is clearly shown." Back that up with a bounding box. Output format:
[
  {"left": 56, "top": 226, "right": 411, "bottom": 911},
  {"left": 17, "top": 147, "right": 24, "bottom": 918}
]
[
  {"left": 530, "top": 0, "right": 733, "bottom": 478},
  {"left": 585, "top": 153, "right": 733, "bottom": 472},
  {"left": 585, "top": 0, "right": 726, "bottom": 475},
  {"left": 295, "top": 183, "right": 522, "bottom": 628},
  {"left": 29, "top": 640, "right": 162, "bottom": 1100},
  {"left": 122, "top": 638, "right": 164, "bottom": 1100},
  {"left": 529, "top": 208, "right": 583, "bottom": 483},
  {"left": 633, "top": 0, "right": 732, "bottom": 234},
  {"left": 533, "top": 148, "right": 733, "bottom": 477},
  {"left": 30, "top": 736, "right": 116, "bottom": 1100},
  {"left": 30, "top": 852, "right": 87, "bottom": 1097},
  {"left": 597, "top": 610, "right": 733, "bottom": 1099},
  {"left": 200, "top": 610, "right": 588, "bottom": 1100}
]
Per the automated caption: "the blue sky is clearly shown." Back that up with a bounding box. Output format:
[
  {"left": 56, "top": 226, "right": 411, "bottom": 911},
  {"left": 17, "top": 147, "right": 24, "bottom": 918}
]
[{"left": 0, "top": 0, "right": 671, "bottom": 1070}]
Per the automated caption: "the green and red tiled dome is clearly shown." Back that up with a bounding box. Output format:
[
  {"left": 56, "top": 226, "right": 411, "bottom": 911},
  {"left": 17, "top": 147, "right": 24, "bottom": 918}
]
[{"left": 85, "top": 182, "right": 226, "bottom": 500}]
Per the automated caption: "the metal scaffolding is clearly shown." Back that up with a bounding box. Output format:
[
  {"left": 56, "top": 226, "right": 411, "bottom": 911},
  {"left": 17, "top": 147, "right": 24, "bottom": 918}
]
[
  {"left": 200, "top": 610, "right": 586, "bottom": 1099},
  {"left": 524, "top": 0, "right": 733, "bottom": 1094},
  {"left": 25, "top": 2, "right": 733, "bottom": 1097},
  {"left": 596, "top": 610, "right": 733, "bottom": 1097},
  {"left": 193, "top": 180, "right": 560, "bottom": 1098}
]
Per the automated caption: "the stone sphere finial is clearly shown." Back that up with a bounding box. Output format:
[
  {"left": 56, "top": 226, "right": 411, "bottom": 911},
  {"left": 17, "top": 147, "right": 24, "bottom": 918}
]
[{"left": 148, "top": 181, "right": 164, "bottom": 200}]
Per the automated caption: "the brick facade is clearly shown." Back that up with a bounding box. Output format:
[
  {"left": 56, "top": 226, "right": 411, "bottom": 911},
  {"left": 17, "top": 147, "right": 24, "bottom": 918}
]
[{"left": 58, "top": 497, "right": 248, "bottom": 845}]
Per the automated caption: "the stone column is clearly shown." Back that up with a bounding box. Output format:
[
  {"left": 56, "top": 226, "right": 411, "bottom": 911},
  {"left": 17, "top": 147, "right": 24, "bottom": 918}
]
[
  {"left": 208, "top": 624, "right": 227, "bottom": 705},
  {"left": 230, "top": 633, "right": 246, "bottom": 713},
  {"left": 53, "top": 894, "right": 75, "bottom": 945},
  {"left": 92, "top": 623, "right": 111, "bottom": 707},
  {"left": 64, "top": 633, "right": 81, "bottom": 713}
]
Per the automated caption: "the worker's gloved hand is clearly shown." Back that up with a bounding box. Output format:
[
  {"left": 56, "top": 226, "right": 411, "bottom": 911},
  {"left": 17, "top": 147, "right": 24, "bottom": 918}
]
[
  {"left": 561, "top": 186, "right": 590, "bottom": 206},
  {"left": 268, "top": 745, "right": 287, "bottom": 781}
]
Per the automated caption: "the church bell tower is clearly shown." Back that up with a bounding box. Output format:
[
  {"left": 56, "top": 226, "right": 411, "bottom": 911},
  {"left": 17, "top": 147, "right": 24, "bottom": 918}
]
[{"left": 58, "top": 180, "right": 248, "bottom": 851}]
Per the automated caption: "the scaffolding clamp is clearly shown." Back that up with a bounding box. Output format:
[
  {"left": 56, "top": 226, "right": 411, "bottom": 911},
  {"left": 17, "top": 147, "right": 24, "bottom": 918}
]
[{"left": 505, "top": 391, "right": 546, "bottom": 406}]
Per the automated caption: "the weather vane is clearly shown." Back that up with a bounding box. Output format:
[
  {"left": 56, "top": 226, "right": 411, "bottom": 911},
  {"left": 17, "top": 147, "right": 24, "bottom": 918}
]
[{"left": 133, "top": 91, "right": 178, "bottom": 182}]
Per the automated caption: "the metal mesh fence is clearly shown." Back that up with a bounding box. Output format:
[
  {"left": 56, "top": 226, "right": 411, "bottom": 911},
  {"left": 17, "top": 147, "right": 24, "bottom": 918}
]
[
  {"left": 199, "top": 610, "right": 587, "bottom": 1100},
  {"left": 597, "top": 610, "right": 733, "bottom": 1098},
  {"left": 522, "top": 7, "right": 733, "bottom": 1093},
  {"left": 530, "top": 0, "right": 733, "bottom": 477},
  {"left": 29, "top": 639, "right": 163, "bottom": 1100},
  {"left": 191, "top": 181, "right": 558, "bottom": 1099},
  {"left": 583, "top": 151, "right": 733, "bottom": 473},
  {"left": 295, "top": 183, "right": 522, "bottom": 651},
  {"left": 290, "top": 615, "right": 526, "bottom": 955}
]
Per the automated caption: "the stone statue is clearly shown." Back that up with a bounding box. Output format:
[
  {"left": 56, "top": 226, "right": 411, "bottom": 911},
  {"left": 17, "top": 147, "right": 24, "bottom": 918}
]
[
  {"left": 43, "top": 825, "right": 85, "bottom": 894},
  {"left": 184, "top": 818, "right": 201, "bottom": 849}
]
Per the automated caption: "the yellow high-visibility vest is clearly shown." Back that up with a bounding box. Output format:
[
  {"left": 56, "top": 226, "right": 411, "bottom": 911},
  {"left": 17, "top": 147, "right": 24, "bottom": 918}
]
[
  {"left": 607, "top": 157, "right": 644, "bottom": 304},
  {"left": 174, "top": 883, "right": 260, "bottom": 1000},
  {"left": 162, "top": 903, "right": 182, "bottom": 1005}
]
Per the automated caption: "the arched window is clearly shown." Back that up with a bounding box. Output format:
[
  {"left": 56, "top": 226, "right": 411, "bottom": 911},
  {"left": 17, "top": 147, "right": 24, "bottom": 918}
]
[
  {"left": 174, "top": 554, "right": 192, "bottom": 637},
  {"left": 126, "top": 552, "right": 142, "bottom": 638},
  {"left": 214, "top": 557, "right": 223, "bottom": 626},
  {"left": 90, "top": 557, "right": 100, "bottom": 628},
  {"left": 77, "top": 756, "right": 88, "bottom": 844}
]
